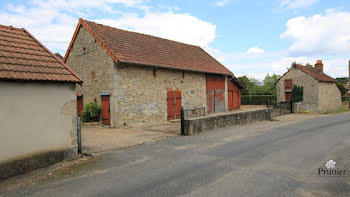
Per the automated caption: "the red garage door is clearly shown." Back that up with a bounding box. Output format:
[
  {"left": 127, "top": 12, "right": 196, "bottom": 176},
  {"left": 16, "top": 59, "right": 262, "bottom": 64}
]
[
  {"left": 206, "top": 75, "right": 225, "bottom": 113},
  {"left": 228, "top": 80, "right": 241, "bottom": 111}
]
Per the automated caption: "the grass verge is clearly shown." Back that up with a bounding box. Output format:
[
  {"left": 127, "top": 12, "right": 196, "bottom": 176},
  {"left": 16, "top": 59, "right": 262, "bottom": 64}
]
[{"left": 324, "top": 108, "right": 350, "bottom": 114}]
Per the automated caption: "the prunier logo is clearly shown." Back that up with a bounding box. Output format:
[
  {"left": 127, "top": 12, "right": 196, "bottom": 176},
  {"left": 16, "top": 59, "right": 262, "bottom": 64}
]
[{"left": 318, "top": 160, "right": 347, "bottom": 176}]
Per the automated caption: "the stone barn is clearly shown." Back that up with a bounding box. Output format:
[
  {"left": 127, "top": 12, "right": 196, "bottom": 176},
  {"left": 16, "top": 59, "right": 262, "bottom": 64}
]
[
  {"left": 0, "top": 24, "right": 82, "bottom": 179},
  {"left": 276, "top": 60, "right": 341, "bottom": 112},
  {"left": 64, "top": 19, "right": 244, "bottom": 127}
]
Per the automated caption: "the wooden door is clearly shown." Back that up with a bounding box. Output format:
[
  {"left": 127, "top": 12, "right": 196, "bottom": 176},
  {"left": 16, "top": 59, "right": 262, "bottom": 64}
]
[
  {"left": 228, "top": 90, "right": 234, "bottom": 111},
  {"left": 206, "top": 75, "right": 226, "bottom": 113},
  {"left": 285, "top": 92, "right": 291, "bottom": 102},
  {"left": 77, "top": 95, "right": 83, "bottom": 116},
  {"left": 167, "top": 90, "right": 181, "bottom": 120},
  {"left": 101, "top": 95, "right": 110, "bottom": 125}
]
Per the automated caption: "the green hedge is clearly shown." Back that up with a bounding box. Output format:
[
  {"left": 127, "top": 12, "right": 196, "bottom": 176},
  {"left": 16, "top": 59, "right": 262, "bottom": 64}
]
[
  {"left": 342, "top": 96, "right": 350, "bottom": 101},
  {"left": 241, "top": 95, "right": 277, "bottom": 105}
]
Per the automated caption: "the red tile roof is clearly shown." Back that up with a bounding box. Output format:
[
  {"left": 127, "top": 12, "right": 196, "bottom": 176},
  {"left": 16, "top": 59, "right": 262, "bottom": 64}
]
[
  {"left": 294, "top": 64, "right": 337, "bottom": 82},
  {"left": 0, "top": 24, "right": 82, "bottom": 82},
  {"left": 64, "top": 19, "right": 232, "bottom": 76}
]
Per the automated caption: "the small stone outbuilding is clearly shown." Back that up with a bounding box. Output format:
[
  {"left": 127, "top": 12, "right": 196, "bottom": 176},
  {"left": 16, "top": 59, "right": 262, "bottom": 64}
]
[
  {"left": 276, "top": 60, "right": 341, "bottom": 112},
  {"left": 64, "top": 19, "right": 244, "bottom": 127},
  {"left": 0, "top": 24, "right": 82, "bottom": 180}
]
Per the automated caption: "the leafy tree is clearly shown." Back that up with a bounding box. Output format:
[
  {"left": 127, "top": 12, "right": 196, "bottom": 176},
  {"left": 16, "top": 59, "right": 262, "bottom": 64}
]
[
  {"left": 336, "top": 82, "right": 346, "bottom": 96},
  {"left": 262, "top": 74, "right": 281, "bottom": 95},
  {"left": 336, "top": 77, "right": 349, "bottom": 84},
  {"left": 237, "top": 75, "right": 260, "bottom": 95}
]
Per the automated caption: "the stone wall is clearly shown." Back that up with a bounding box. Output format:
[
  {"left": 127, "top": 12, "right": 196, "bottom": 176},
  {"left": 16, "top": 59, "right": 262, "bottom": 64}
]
[
  {"left": 318, "top": 82, "right": 341, "bottom": 112},
  {"left": 114, "top": 63, "right": 207, "bottom": 127},
  {"left": 277, "top": 67, "right": 319, "bottom": 112},
  {"left": 65, "top": 26, "right": 117, "bottom": 126},
  {"left": 184, "top": 109, "right": 272, "bottom": 135}
]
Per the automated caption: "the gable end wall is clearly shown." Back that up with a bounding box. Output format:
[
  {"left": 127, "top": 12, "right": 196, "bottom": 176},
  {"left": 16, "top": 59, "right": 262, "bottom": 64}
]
[
  {"left": 277, "top": 67, "right": 320, "bottom": 112},
  {"left": 65, "top": 26, "right": 117, "bottom": 126}
]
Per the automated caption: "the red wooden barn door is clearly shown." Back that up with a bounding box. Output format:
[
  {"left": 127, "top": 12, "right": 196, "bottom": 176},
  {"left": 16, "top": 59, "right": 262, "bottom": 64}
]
[
  {"left": 101, "top": 95, "right": 111, "bottom": 125},
  {"left": 206, "top": 75, "right": 226, "bottom": 113},
  {"left": 228, "top": 90, "right": 234, "bottom": 111},
  {"left": 285, "top": 92, "right": 291, "bottom": 102},
  {"left": 77, "top": 95, "right": 83, "bottom": 115},
  {"left": 167, "top": 90, "right": 181, "bottom": 120}
]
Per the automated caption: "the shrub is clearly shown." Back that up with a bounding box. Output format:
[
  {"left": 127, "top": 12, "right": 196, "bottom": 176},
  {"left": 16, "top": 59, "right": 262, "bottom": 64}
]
[
  {"left": 81, "top": 102, "right": 101, "bottom": 122},
  {"left": 336, "top": 82, "right": 346, "bottom": 96},
  {"left": 291, "top": 85, "right": 303, "bottom": 102},
  {"left": 342, "top": 96, "right": 350, "bottom": 101},
  {"left": 241, "top": 95, "right": 276, "bottom": 105}
]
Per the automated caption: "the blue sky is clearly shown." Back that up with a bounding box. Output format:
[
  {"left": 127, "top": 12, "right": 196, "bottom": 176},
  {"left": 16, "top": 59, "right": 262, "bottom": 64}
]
[{"left": 1, "top": 0, "right": 350, "bottom": 80}]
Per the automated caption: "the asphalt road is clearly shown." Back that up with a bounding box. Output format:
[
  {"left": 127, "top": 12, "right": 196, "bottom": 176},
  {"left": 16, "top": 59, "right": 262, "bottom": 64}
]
[{"left": 2, "top": 112, "right": 350, "bottom": 197}]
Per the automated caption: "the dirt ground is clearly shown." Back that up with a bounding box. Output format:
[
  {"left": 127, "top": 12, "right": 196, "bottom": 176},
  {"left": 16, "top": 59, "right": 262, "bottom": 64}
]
[{"left": 82, "top": 122, "right": 180, "bottom": 154}]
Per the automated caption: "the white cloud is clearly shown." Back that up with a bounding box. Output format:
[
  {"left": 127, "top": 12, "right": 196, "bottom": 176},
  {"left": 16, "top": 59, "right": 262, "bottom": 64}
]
[
  {"left": 279, "top": 0, "right": 318, "bottom": 9},
  {"left": 0, "top": 0, "right": 216, "bottom": 54},
  {"left": 246, "top": 47, "right": 264, "bottom": 54},
  {"left": 215, "top": 0, "right": 230, "bottom": 7},
  {"left": 281, "top": 10, "right": 350, "bottom": 56},
  {"left": 96, "top": 12, "right": 216, "bottom": 47}
]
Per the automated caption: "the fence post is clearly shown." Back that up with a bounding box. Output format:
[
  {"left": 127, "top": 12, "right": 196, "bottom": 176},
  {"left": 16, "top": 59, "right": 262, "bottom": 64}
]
[
  {"left": 290, "top": 98, "right": 294, "bottom": 113},
  {"left": 77, "top": 115, "right": 82, "bottom": 154},
  {"left": 267, "top": 99, "right": 270, "bottom": 108},
  {"left": 181, "top": 106, "right": 185, "bottom": 136}
]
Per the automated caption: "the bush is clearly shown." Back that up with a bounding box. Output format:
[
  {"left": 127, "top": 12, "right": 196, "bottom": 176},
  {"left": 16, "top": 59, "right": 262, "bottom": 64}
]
[
  {"left": 241, "top": 95, "right": 276, "bottom": 105},
  {"left": 336, "top": 82, "right": 346, "bottom": 96},
  {"left": 291, "top": 85, "right": 303, "bottom": 102},
  {"left": 342, "top": 96, "right": 350, "bottom": 101},
  {"left": 81, "top": 102, "right": 101, "bottom": 122}
]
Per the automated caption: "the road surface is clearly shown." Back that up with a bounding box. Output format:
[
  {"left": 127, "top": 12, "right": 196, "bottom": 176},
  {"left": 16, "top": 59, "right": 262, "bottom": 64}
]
[{"left": 2, "top": 112, "right": 350, "bottom": 196}]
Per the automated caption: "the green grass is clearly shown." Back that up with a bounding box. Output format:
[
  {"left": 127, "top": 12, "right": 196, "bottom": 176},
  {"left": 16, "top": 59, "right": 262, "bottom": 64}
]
[
  {"left": 324, "top": 108, "right": 350, "bottom": 114},
  {"left": 299, "top": 110, "right": 313, "bottom": 114}
]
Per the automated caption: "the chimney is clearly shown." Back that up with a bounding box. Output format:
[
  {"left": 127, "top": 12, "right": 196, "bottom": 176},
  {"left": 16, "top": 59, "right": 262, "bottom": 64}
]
[{"left": 315, "top": 60, "right": 323, "bottom": 72}]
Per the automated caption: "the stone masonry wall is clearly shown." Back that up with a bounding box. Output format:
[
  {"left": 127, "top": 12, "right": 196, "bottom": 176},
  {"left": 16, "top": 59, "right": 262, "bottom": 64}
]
[
  {"left": 277, "top": 67, "right": 319, "bottom": 112},
  {"left": 113, "top": 63, "right": 207, "bottom": 127},
  {"left": 318, "top": 82, "right": 341, "bottom": 112},
  {"left": 65, "top": 26, "right": 117, "bottom": 126},
  {"left": 184, "top": 109, "right": 272, "bottom": 135}
]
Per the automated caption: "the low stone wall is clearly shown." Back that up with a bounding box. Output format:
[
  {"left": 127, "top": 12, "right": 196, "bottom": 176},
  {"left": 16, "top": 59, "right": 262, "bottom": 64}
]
[
  {"left": 184, "top": 109, "right": 272, "bottom": 135},
  {"left": 0, "top": 148, "right": 77, "bottom": 181},
  {"left": 184, "top": 107, "right": 206, "bottom": 119}
]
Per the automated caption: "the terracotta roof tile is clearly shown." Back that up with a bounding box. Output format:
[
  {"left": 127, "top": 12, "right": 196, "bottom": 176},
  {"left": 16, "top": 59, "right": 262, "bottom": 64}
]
[
  {"left": 65, "top": 19, "right": 232, "bottom": 75},
  {"left": 295, "top": 64, "right": 337, "bottom": 82},
  {"left": 0, "top": 24, "right": 81, "bottom": 82}
]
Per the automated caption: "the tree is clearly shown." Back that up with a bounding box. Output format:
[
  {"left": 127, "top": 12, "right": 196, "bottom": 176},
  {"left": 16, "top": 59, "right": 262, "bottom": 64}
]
[
  {"left": 336, "top": 82, "right": 346, "bottom": 96},
  {"left": 263, "top": 74, "right": 281, "bottom": 95},
  {"left": 237, "top": 75, "right": 260, "bottom": 95}
]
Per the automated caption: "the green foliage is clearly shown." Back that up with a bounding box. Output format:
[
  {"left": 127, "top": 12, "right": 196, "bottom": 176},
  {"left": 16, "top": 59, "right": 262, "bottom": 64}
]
[
  {"left": 238, "top": 74, "right": 280, "bottom": 95},
  {"left": 336, "top": 82, "right": 346, "bottom": 96},
  {"left": 241, "top": 95, "right": 276, "bottom": 105},
  {"left": 291, "top": 85, "right": 303, "bottom": 102},
  {"left": 81, "top": 102, "right": 101, "bottom": 122},
  {"left": 324, "top": 108, "right": 350, "bottom": 114},
  {"left": 342, "top": 96, "right": 350, "bottom": 101},
  {"left": 263, "top": 74, "right": 281, "bottom": 95},
  {"left": 336, "top": 77, "right": 349, "bottom": 84}
]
